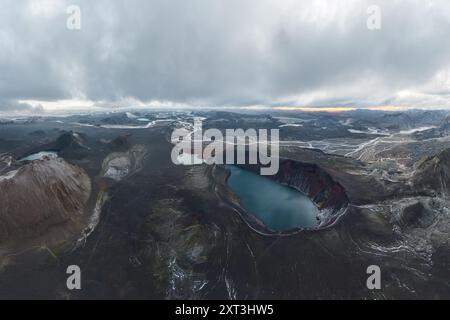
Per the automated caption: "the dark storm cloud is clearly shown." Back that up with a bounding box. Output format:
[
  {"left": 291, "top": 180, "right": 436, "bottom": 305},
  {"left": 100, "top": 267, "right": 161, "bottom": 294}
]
[
  {"left": 1, "top": 0, "right": 450, "bottom": 110},
  {"left": 0, "top": 99, "right": 43, "bottom": 112}
]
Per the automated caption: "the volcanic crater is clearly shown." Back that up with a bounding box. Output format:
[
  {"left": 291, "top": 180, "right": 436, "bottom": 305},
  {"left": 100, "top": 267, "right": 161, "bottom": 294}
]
[{"left": 213, "top": 158, "right": 350, "bottom": 234}]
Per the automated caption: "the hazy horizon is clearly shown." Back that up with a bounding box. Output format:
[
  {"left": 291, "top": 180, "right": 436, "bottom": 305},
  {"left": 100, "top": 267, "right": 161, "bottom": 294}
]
[{"left": 2, "top": 0, "right": 450, "bottom": 113}]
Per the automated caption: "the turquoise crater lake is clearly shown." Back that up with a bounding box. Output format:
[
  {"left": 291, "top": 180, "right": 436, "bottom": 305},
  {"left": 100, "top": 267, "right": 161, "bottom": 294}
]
[{"left": 227, "top": 166, "right": 320, "bottom": 231}]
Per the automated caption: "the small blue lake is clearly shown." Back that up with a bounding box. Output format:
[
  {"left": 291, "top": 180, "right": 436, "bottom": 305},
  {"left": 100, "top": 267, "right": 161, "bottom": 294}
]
[
  {"left": 20, "top": 151, "right": 58, "bottom": 161},
  {"left": 227, "top": 166, "right": 319, "bottom": 231}
]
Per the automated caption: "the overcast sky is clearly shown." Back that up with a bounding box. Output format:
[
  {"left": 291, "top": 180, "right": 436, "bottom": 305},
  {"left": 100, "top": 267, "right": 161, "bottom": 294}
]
[{"left": 1, "top": 0, "right": 450, "bottom": 113}]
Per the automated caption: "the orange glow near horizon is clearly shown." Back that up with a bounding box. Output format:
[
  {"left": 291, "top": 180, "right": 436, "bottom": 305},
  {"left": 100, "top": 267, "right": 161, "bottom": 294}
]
[
  {"left": 274, "top": 107, "right": 356, "bottom": 112},
  {"left": 274, "top": 105, "right": 409, "bottom": 112}
]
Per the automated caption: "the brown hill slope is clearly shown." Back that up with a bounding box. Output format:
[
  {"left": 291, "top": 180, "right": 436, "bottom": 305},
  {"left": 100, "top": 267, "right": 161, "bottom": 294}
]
[{"left": 0, "top": 157, "right": 91, "bottom": 243}]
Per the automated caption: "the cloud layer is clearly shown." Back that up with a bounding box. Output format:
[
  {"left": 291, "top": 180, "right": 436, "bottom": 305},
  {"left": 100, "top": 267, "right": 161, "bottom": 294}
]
[{"left": 1, "top": 0, "right": 450, "bottom": 111}]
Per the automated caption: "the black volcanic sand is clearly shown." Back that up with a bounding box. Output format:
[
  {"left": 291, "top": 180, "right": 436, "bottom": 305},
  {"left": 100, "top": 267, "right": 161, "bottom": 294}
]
[{"left": 0, "top": 116, "right": 449, "bottom": 299}]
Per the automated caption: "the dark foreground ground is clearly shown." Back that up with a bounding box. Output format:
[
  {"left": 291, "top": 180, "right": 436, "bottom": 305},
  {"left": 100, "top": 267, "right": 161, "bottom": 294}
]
[{"left": 0, "top": 110, "right": 449, "bottom": 299}]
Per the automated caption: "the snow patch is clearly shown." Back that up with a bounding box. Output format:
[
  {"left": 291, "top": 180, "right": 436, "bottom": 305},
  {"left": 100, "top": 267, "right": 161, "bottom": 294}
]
[{"left": 0, "top": 170, "right": 19, "bottom": 182}]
